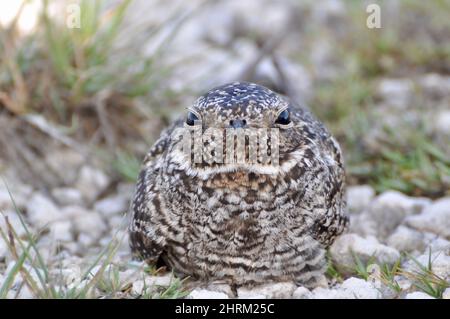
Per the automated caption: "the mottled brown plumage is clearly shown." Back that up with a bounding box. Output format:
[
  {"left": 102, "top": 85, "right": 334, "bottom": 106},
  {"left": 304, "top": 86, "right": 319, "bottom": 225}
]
[{"left": 129, "top": 82, "right": 348, "bottom": 287}]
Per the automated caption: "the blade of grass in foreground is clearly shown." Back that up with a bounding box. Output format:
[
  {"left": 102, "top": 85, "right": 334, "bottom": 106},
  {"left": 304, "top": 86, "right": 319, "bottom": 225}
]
[
  {"left": 1, "top": 179, "right": 59, "bottom": 298},
  {"left": 0, "top": 241, "right": 32, "bottom": 298},
  {"left": 0, "top": 219, "right": 43, "bottom": 298}
]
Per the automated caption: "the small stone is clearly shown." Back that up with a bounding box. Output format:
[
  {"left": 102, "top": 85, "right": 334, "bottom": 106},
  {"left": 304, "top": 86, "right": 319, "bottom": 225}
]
[
  {"left": 75, "top": 166, "right": 110, "bottom": 202},
  {"left": 405, "top": 197, "right": 450, "bottom": 239},
  {"left": 112, "top": 230, "right": 130, "bottom": 252},
  {"left": 425, "top": 236, "right": 450, "bottom": 255},
  {"left": 314, "top": 275, "right": 329, "bottom": 288},
  {"left": 6, "top": 291, "right": 16, "bottom": 299},
  {"left": 313, "top": 277, "right": 381, "bottom": 299},
  {"left": 292, "top": 287, "right": 313, "bottom": 299},
  {"left": 45, "top": 149, "right": 84, "bottom": 185},
  {"left": 26, "top": 193, "right": 60, "bottom": 228},
  {"left": 94, "top": 195, "right": 129, "bottom": 217},
  {"left": 51, "top": 187, "right": 83, "bottom": 206},
  {"left": 442, "top": 288, "right": 450, "bottom": 299},
  {"left": 127, "top": 260, "right": 146, "bottom": 268},
  {"left": 68, "top": 279, "right": 89, "bottom": 292},
  {"left": 117, "top": 183, "right": 135, "bottom": 196},
  {"left": 432, "top": 110, "right": 450, "bottom": 136},
  {"left": 59, "top": 254, "right": 83, "bottom": 267},
  {"left": 131, "top": 280, "right": 146, "bottom": 295},
  {"left": 58, "top": 265, "right": 82, "bottom": 286},
  {"left": 419, "top": 73, "right": 450, "bottom": 100},
  {"left": 310, "top": 39, "right": 339, "bottom": 81},
  {"left": 387, "top": 226, "right": 425, "bottom": 253},
  {"left": 16, "top": 286, "right": 34, "bottom": 299},
  {"left": 66, "top": 206, "right": 107, "bottom": 238},
  {"left": 227, "top": 1, "right": 288, "bottom": 38},
  {"left": 311, "top": 0, "right": 346, "bottom": 26},
  {"left": 188, "top": 289, "right": 229, "bottom": 299},
  {"left": 77, "top": 233, "right": 96, "bottom": 248},
  {"left": 311, "top": 287, "right": 341, "bottom": 299},
  {"left": 198, "top": 9, "right": 233, "bottom": 46},
  {"left": 0, "top": 180, "right": 33, "bottom": 211},
  {"left": 275, "top": 57, "right": 312, "bottom": 103},
  {"left": 405, "top": 292, "right": 435, "bottom": 299},
  {"left": 346, "top": 185, "right": 375, "bottom": 214},
  {"left": 377, "top": 78, "right": 414, "bottom": 109},
  {"left": 378, "top": 284, "right": 398, "bottom": 299},
  {"left": 340, "top": 277, "right": 382, "bottom": 299},
  {"left": 86, "top": 264, "right": 113, "bottom": 280},
  {"left": 0, "top": 189, "right": 12, "bottom": 211},
  {"left": 144, "top": 274, "right": 174, "bottom": 287},
  {"left": 99, "top": 236, "right": 112, "bottom": 247},
  {"left": 0, "top": 239, "right": 7, "bottom": 259},
  {"left": 330, "top": 234, "right": 400, "bottom": 275},
  {"left": 118, "top": 269, "right": 140, "bottom": 285},
  {"left": 49, "top": 220, "right": 73, "bottom": 242},
  {"left": 130, "top": 275, "right": 174, "bottom": 295},
  {"left": 33, "top": 239, "right": 55, "bottom": 261},
  {"left": 61, "top": 242, "right": 79, "bottom": 255},
  {"left": 205, "top": 282, "right": 234, "bottom": 297},
  {"left": 237, "top": 292, "right": 267, "bottom": 299},
  {"left": 348, "top": 214, "right": 377, "bottom": 237},
  {"left": 237, "top": 282, "right": 296, "bottom": 299},
  {"left": 367, "top": 191, "right": 430, "bottom": 238},
  {"left": 251, "top": 56, "right": 312, "bottom": 104},
  {"left": 394, "top": 275, "right": 412, "bottom": 291}
]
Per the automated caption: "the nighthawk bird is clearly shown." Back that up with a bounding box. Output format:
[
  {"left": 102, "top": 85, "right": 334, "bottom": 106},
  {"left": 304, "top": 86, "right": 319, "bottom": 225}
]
[{"left": 129, "top": 82, "right": 348, "bottom": 288}]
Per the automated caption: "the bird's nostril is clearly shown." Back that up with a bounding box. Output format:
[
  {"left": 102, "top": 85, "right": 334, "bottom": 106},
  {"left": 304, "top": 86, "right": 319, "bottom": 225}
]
[{"left": 230, "top": 119, "right": 247, "bottom": 128}]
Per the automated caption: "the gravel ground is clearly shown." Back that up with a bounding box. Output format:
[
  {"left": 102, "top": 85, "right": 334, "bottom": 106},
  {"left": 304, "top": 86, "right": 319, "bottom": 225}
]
[{"left": 1, "top": 173, "right": 449, "bottom": 299}]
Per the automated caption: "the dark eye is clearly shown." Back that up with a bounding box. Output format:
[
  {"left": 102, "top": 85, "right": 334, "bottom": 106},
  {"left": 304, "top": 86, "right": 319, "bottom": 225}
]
[
  {"left": 275, "top": 109, "right": 290, "bottom": 125},
  {"left": 186, "top": 111, "right": 199, "bottom": 126}
]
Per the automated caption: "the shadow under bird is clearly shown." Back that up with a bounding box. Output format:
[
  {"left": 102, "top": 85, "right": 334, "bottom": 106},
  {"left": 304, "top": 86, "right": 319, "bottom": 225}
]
[{"left": 129, "top": 81, "right": 348, "bottom": 288}]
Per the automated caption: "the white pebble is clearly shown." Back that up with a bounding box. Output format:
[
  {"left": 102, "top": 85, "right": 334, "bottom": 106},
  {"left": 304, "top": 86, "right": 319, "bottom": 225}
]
[
  {"left": 188, "top": 289, "right": 229, "bottom": 299},
  {"left": 26, "top": 193, "right": 60, "bottom": 228},
  {"left": 292, "top": 286, "right": 313, "bottom": 299},
  {"left": 405, "top": 292, "right": 435, "bottom": 299},
  {"left": 346, "top": 185, "right": 375, "bottom": 214}
]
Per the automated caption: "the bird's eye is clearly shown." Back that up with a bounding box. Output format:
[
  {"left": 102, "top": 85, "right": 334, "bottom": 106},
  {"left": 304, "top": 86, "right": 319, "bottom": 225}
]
[
  {"left": 275, "top": 109, "right": 290, "bottom": 125},
  {"left": 186, "top": 111, "right": 199, "bottom": 126}
]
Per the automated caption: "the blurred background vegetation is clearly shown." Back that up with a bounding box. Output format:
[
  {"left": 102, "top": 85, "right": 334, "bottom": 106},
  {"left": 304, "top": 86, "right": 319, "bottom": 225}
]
[{"left": 0, "top": 0, "right": 449, "bottom": 197}]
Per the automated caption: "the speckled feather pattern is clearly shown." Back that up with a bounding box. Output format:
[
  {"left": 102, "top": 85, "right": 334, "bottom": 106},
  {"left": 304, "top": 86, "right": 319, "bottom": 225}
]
[{"left": 129, "top": 82, "right": 348, "bottom": 287}]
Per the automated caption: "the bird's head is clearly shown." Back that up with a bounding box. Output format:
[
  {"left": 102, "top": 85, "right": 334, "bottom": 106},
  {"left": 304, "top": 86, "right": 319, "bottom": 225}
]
[{"left": 167, "top": 82, "right": 316, "bottom": 182}]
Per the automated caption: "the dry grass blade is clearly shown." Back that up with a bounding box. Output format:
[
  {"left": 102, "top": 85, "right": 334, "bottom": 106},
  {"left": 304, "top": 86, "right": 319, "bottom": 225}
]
[
  {"left": 93, "top": 89, "right": 116, "bottom": 151},
  {"left": 21, "top": 114, "right": 88, "bottom": 156},
  {"left": 398, "top": 251, "right": 450, "bottom": 298},
  {"left": 0, "top": 217, "right": 43, "bottom": 298},
  {"left": 1, "top": 181, "right": 52, "bottom": 289}
]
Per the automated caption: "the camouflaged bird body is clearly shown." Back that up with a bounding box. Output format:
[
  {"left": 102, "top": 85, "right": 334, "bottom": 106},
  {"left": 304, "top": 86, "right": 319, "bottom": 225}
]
[{"left": 129, "top": 82, "right": 348, "bottom": 287}]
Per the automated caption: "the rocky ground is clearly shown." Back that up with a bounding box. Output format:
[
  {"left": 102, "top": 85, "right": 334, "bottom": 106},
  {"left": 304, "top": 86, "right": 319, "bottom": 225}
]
[
  {"left": 0, "top": 0, "right": 449, "bottom": 299},
  {"left": 1, "top": 170, "right": 449, "bottom": 299}
]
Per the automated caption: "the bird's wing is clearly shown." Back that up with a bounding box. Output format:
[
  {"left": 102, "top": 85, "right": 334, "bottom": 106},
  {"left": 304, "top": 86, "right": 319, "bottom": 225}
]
[
  {"left": 311, "top": 133, "right": 349, "bottom": 247},
  {"left": 311, "top": 157, "right": 348, "bottom": 247},
  {"left": 129, "top": 168, "right": 165, "bottom": 263},
  {"left": 291, "top": 104, "right": 349, "bottom": 247},
  {"left": 129, "top": 119, "right": 183, "bottom": 263}
]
